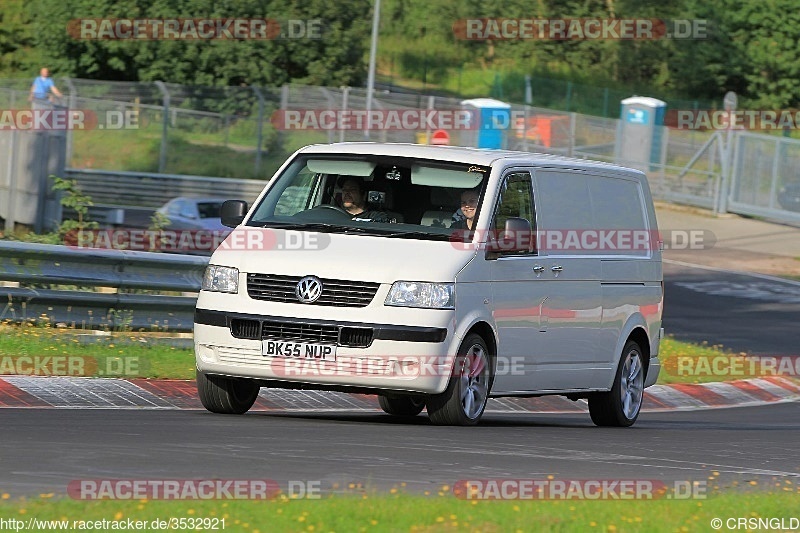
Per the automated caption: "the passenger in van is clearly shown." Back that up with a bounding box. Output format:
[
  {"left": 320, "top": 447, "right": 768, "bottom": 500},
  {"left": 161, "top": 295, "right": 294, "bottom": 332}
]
[
  {"left": 338, "top": 177, "right": 392, "bottom": 222},
  {"left": 450, "top": 188, "right": 480, "bottom": 230}
]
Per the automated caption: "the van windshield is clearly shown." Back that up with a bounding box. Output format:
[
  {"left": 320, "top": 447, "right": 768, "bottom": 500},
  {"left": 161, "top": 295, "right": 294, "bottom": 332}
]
[{"left": 247, "top": 154, "right": 490, "bottom": 241}]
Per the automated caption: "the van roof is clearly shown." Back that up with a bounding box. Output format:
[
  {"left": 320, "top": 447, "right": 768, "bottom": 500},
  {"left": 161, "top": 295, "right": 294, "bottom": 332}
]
[{"left": 297, "top": 142, "right": 643, "bottom": 176}]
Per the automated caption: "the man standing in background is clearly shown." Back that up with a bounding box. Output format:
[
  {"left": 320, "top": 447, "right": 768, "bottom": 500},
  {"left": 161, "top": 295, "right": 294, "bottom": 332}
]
[{"left": 28, "top": 67, "right": 63, "bottom": 109}]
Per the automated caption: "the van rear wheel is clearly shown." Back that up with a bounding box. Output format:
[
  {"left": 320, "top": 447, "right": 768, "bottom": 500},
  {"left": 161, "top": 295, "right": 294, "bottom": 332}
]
[
  {"left": 588, "top": 340, "right": 645, "bottom": 427},
  {"left": 378, "top": 395, "right": 426, "bottom": 417},
  {"left": 427, "top": 334, "right": 493, "bottom": 426},
  {"left": 196, "top": 370, "right": 259, "bottom": 414}
]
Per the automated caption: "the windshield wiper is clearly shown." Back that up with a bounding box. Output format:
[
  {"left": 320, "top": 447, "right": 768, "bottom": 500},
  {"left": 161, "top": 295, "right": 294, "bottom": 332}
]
[
  {"left": 375, "top": 230, "right": 451, "bottom": 240},
  {"left": 247, "top": 221, "right": 380, "bottom": 234}
]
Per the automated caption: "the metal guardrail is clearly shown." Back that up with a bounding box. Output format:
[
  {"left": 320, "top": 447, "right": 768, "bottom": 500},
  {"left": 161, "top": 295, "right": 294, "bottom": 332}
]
[
  {"left": 64, "top": 168, "right": 268, "bottom": 208},
  {"left": 0, "top": 241, "right": 209, "bottom": 332}
]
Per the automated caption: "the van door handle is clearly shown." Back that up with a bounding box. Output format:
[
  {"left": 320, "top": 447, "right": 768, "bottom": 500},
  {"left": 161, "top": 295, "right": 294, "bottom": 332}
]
[
  {"left": 551, "top": 265, "right": 563, "bottom": 272},
  {"left": 532, "top": 264, "right": 545, "bottom": 273}
]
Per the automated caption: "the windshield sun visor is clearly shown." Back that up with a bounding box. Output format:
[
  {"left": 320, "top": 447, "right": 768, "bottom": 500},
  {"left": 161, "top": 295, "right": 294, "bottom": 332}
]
[
  {"left": 411, "top": 165, "right": 484, "bottom": 188},
  {"left": 307, "top": 160, "right": 376, "bottom": 176}
]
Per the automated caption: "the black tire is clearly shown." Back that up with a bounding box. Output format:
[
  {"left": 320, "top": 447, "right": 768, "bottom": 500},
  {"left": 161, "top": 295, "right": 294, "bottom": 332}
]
[
  {"left": 427, "top": 333, "right": 493, "bottom": 426},
  {"left": 588, "top": 340, "right": 645, "bottom": 427},
  {"left": 196, "top": 370, "right": 259, "bottom": 414},
  {"left": 378, "top": 395, "right": 426, "bottom": 417}
]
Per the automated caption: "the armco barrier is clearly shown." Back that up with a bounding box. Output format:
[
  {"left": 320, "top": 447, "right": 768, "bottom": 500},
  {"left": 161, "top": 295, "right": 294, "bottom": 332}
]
[
  {"left": 64, "top": 168, "right": 267, "bottom": 208},
  {"left": 0, "top": 241, "right": 208, "bottom": 331}
]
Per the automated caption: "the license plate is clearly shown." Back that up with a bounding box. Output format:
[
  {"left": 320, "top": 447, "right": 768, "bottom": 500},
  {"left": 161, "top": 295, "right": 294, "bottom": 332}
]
[{"left": 262, "top": 340, "right": 337, "bottom": 361}]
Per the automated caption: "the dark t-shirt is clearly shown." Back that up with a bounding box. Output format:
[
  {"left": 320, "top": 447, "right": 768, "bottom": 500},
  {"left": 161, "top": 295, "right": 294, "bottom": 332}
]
[
  {"left": 350, "top": 209, "right": 392, "bottom": 222},
  {"left": 450, "top": 218, "right": 471, "bottom": 230}
]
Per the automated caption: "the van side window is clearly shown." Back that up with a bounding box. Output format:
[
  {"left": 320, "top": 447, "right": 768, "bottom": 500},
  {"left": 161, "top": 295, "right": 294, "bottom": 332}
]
[
  {"left": 536, "top": 170, "right": 648, "bottom": 256},
  {"left": 492, "top": 172, "right": 536, "bottom": 255}
]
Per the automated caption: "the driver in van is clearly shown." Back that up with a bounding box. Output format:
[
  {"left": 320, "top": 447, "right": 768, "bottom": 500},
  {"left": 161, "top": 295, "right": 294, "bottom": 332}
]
[{"left": 338, "top": 176, "right": 392, "bottom": 222}]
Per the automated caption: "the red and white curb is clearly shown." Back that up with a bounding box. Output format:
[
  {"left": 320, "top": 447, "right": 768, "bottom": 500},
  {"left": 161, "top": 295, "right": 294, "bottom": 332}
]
[{"left": 0, "top": 375, "right": 798, "bottom": 413}]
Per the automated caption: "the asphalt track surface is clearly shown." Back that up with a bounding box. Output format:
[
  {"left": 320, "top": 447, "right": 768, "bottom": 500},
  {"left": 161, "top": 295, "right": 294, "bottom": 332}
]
[
  {"left": 663, "top": 260, "right": 800, "bottom": 356},
  {"left": 0, "top": 260, "right": 798, "bottom": 498},
  {"left": 1, "top": 402, "right": 798, "bottom": 496}
]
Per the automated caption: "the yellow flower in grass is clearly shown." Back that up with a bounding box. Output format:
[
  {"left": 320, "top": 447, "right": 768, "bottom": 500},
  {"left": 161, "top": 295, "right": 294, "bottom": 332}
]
[{"left": 114, "top": 512, "right": 123, "bottom": 520}]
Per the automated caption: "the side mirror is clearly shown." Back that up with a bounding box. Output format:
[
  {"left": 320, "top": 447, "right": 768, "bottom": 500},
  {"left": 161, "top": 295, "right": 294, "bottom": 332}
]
[
  {"left": 486, "top": 217, "right": 534, "bottom": 256},
  {"left": 220, "top": 200, "right": 248, "bottom": 228}
]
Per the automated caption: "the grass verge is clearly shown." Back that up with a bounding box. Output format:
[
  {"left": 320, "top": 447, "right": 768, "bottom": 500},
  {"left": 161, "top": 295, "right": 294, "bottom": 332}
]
[
  {"left": 0, "top": 324, "right": 781, "bottom": 386},
  {"left": 0, "top": 325, "right": 194, "bottom": 379},
  {"left": 0, "top": 489, "right": 798, "bottom": 533}
]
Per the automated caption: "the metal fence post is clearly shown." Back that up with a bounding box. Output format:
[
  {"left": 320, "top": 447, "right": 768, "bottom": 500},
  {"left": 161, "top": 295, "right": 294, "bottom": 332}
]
[
  {"left": 523, "top": 105, "right": 530, "bottom": 152},
  {"left": 252, "top": 86, "right": 265, "bottom": 176},
  {"left": 717, "top": 130, "right": 735, "bottom": 214},
  {"left": 154, "top": 81, "right": 170, "bottom": 174},
  {"left": 425, "top": 96, "right": 435, "bottom": 146},
  {"left": 280, "top": 84, "right": 289, "bottom": 150},
  {"left": 768, "top": 137, "right": 782, "bottom": 209},
  {"left": 64, "top": 77, "right": 77, "bottom": 167},
  {"left": 4, "top": 130, "right": 18, "bottom": 233},
  {"left": 320, "top": 87, "right": 335, "bottom": 144},
  {"left": 568, "top": 112, "right": 576, "bottom": 157},
  {"left": 659, "top": 126, "right": 669, "bottom": 185},
  {"left": 340, "top": 87, "right": 350, "bottom": 143},
  {"left": 565, "top": 81, "right": 573, "bottom": 112}
]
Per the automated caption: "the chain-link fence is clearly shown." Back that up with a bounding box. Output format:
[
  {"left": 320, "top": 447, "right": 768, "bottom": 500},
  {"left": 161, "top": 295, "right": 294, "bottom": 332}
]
[{"left": 1, "top": 77, "right": 799, "bottom": 226}]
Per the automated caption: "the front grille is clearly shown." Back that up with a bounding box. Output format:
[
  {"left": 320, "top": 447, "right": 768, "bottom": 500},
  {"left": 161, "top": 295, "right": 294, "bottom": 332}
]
[
  {"left": 227, "top": 317, "right": 375, "bottom": 347},
  {"left": 261, "top": 320, "right": 340, "bottom": 344},
  {"left": 247, "top": 274, "right": 380, "bottom": 307},
  {"left": 230, "top": 319, "right": 261, "bottom": 340},
  {"left": 340, "top": 327, "right": 373, "bottom": 348}
]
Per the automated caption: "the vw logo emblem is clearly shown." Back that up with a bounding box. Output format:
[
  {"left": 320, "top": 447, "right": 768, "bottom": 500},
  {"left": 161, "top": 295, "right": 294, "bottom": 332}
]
[{"left": 295, "top": 276, "right": 323, "bottom": 303}]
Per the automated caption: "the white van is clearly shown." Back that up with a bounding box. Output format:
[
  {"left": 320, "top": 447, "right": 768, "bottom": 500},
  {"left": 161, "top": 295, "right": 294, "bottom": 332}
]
[{"left": 194, "top": 143, "right": 663, "bottom": 426}]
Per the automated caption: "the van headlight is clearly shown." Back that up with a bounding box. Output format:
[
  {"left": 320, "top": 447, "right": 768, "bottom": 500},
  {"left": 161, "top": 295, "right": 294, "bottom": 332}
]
[
  {"left": 202, "top": 265, "right": 239, "bottom": 293},
  {"left": 385, "top": 281, "right": 454, "bottom": 309}
]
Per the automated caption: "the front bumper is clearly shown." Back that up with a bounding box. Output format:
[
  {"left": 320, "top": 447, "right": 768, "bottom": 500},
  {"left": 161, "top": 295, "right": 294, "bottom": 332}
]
[{"left": 193, "top": 310, "right": 456, "bottom": 395}]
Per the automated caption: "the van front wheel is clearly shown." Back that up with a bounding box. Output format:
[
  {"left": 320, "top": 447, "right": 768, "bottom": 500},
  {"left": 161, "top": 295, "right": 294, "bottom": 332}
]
[
  {"left": 427, "top": 334, "right": 493, "bottom": 426},
  {"left": 588, "top": 340, "right": 645, "bottom": 427},
  {"left": 378, "top": 395, "right": 426, "bottom": 417},
  {"left": 196, "top": 370, "right": 259, "bottom": 414}
]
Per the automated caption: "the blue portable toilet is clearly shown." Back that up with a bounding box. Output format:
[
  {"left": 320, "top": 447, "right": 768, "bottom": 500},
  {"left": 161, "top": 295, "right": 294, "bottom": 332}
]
[
  {"left": 615, "top": 96, "right": 666, "bottom": 172},
  {"left": 461, "top": 98, "right": 512, "bottom": 149}
]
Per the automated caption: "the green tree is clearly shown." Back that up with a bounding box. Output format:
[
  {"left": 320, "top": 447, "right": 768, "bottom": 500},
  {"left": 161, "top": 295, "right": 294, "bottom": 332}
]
[
  {"left": 28, "top": 0, "right": 371, "bottom": 87},
  {"left": 0, "top": 0, "right": 42, "bottom": 77}
]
